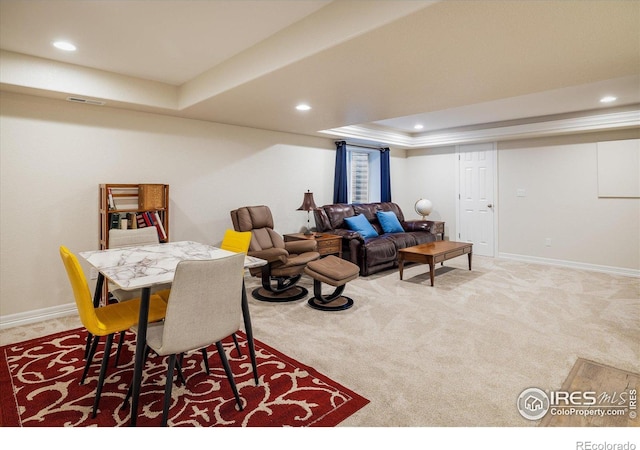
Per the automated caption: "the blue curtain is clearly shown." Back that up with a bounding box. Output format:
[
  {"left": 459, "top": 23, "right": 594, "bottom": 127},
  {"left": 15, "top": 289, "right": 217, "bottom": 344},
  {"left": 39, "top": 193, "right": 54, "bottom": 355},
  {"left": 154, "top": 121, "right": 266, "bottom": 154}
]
[
  {"left": 333, "top": 141, "right": 348, "bottom": 203},
  {"left": 380, "top": 147, "right": 392, "bottom": 202}
]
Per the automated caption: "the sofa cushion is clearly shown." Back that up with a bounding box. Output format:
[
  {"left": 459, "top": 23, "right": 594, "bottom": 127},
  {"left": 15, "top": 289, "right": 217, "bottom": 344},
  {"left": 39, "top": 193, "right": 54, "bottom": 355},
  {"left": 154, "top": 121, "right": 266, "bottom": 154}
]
[
  {"left": 376, "top": 211, "right": 404, "bottom": 233},
  {"left": 344, "top": 214, "right": 379, "bottom": 239},
  {"left": 406, "top": 231, "right": 435, "bottom": 245},
  {"left": 382, "top": 233, "right": 419, "bottom": 249},
  {"left": 364, "top": 238, "right": 397, "bottom": 266},
  {"left": 353, "top": 203, "right": 379, "bottom": 222},
  {"left": 325, "top": 203, "right": 355, "bottom": 229},
  {"left": 361, "top": 202, "right": 406, "bottom": 222}
]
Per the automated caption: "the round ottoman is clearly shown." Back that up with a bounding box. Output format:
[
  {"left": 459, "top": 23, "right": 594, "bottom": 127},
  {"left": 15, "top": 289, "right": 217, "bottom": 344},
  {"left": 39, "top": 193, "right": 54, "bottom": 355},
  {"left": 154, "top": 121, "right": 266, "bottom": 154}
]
[{"left": 304, "top": 255, "right": 359, "bottom": 311}]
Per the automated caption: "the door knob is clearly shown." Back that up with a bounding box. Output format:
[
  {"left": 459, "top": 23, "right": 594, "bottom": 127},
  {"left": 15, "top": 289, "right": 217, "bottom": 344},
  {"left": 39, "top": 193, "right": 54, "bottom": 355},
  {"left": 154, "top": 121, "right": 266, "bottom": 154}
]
[{"left": 487, "top": 204, "right": 493, "bottom": 208}]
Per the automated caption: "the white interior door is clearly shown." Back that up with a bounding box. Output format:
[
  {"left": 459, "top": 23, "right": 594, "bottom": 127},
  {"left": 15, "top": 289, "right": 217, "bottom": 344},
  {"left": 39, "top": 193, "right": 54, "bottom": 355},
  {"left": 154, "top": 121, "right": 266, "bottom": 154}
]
[{"left": 457, "top": 143, "right": 496, "bottom": 257}]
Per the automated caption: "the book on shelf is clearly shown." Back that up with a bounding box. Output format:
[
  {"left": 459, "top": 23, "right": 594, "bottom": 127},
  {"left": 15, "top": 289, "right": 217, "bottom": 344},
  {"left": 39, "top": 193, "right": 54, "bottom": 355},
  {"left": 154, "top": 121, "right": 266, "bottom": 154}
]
[
  {"left": 136, "top": 213, "right": 147, "bottom": 229},
  {"left": 107, "top": 188, "right": 116, "bottom": 209},
  {"left": 109, "top": 213, "right": 141, "bottom": 230},
  {"left": 142, "top": 212, "right": 153, "bottom": 228},
  {"left": 153, "top": 211, "right": 167, "bottom": 241},
  {"left": 110, "top": 213, "right": 120, "bottom": 229},
  {"left": 145, "top": 211, "right": 167, "bottom": 242}
]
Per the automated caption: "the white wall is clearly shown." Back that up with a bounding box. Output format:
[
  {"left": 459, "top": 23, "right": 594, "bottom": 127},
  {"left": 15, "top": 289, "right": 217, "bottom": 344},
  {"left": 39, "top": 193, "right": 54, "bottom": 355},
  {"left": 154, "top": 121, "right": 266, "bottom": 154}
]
[
  {"left": 405, "top": 129, "right": 640, "bottom": 274},
  {"left": 498, "top": 132, "right": 640, "bottom": 271},
  {"left": 404, "top": 146, "right": 458, "bottom": 239}
]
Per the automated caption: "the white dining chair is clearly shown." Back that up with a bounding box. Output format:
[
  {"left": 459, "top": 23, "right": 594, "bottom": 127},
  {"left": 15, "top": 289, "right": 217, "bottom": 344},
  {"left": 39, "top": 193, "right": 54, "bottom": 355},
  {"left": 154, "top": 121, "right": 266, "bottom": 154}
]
[{"left": 139, "top": 253, "right": 246, "bottom": 426}]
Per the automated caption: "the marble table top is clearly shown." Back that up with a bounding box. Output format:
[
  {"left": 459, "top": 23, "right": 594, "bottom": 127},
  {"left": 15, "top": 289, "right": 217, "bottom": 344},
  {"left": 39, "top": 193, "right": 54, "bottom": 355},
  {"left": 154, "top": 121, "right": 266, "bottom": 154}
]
[{"left": 80, "top": 240, "right": 265, "bottom": 290}]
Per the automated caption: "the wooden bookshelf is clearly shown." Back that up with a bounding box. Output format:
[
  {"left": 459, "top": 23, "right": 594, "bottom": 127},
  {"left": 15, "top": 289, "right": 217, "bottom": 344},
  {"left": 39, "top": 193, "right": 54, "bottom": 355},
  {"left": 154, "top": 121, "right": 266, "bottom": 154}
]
[{"left": 99, "top": 184, "right": 169, "bottom": 250}]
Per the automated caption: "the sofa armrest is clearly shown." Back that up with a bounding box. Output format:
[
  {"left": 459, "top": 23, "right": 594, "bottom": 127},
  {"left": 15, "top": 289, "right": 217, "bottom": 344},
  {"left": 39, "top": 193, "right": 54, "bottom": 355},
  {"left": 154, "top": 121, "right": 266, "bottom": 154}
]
[
  {"left": 248, "top": 247, "right": 289, "bottom": 264},
  {"left": 284, "top": 239, "right": 317, "bottom": 254},
  {"left": 403, "top": 220, "right": 435, "bottom": 233},
  {"left": 326, "top": 228, "right": 363, "bottom": 242}
]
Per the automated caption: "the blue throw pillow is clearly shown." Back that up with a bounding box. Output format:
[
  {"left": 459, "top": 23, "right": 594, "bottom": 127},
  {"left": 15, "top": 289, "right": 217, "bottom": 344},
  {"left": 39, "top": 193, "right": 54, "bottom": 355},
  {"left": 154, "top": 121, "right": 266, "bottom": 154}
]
[
  {"left": 344, "top": 214, "right": 379, "bottom": 239},
  {"left": 376, "top": 210, "right": 404, "bottom": 234}
]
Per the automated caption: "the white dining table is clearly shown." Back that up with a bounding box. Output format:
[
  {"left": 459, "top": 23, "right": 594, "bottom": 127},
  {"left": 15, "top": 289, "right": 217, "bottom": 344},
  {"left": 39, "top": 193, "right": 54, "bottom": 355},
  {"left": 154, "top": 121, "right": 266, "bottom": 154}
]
[{"left": 80, "top": 240, "right": 265, "bottom": 426}]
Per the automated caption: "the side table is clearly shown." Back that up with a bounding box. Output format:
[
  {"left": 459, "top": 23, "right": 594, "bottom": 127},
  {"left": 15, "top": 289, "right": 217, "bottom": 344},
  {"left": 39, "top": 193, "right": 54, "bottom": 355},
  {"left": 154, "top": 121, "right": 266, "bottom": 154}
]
[
  {"left": 431, "top": 221, "right": 445, "bottom": 240},
  {"left": 284, "top": 233, "right": 342, "bottom": 258}
]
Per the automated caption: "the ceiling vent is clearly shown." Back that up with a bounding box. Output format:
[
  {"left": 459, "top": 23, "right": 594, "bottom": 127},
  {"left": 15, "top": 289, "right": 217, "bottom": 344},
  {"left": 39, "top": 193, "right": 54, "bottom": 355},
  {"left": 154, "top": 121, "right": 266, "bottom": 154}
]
[{"left": 66, "top": 96, "right": 105, "bottom": 106}]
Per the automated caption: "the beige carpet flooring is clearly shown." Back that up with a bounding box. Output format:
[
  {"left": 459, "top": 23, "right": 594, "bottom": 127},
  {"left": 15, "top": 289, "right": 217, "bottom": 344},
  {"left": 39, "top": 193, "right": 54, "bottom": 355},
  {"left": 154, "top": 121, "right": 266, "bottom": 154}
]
[{"left": 2, "top": 256, "right": 639, "bottom": 427}]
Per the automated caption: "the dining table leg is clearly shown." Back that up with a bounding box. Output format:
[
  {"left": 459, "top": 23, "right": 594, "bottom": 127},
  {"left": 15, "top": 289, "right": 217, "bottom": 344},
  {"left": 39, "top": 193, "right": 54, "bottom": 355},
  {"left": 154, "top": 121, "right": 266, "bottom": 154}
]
[
  {"left": 241, "top": 279, "right": 259, "bottom": 385},
  {"left": 92, "top": 272, "right": 104, "bottom": 308},
  {"left": 129, "top": 286, "right": 150, "bottom": 427},
  {"left": 85, "top": 273, "right": 105, "bottom": 359}
]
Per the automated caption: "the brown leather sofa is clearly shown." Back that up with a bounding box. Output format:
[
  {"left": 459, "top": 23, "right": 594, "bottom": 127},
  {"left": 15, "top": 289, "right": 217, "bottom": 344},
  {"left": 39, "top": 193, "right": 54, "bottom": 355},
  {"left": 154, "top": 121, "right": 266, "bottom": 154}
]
[{"left": 313, "top": 202, "right": 437, "bottom": 276}]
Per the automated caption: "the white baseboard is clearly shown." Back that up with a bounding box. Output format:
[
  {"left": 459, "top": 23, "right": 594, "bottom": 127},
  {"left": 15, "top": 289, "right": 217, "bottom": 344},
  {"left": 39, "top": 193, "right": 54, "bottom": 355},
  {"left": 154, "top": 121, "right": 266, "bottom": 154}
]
[
  {"left": 498, "top": 253, "right": 640, "bottom": 278},
  {"left": 0, "top": 303, "right": 77, "bottom": 330}
]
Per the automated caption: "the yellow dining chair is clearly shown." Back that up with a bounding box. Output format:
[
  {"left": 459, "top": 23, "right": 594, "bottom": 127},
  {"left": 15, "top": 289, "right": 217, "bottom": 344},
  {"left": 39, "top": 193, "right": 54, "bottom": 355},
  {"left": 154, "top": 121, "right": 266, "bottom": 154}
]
[
  {"left": 220, "top": 229, "right": 252, "bottom": 357},
  {"left": 220, "top": 229, "right": 252, "bottom": 254},
  {"left": 59, "top": 246, "right": 168, "bottom": 418}
]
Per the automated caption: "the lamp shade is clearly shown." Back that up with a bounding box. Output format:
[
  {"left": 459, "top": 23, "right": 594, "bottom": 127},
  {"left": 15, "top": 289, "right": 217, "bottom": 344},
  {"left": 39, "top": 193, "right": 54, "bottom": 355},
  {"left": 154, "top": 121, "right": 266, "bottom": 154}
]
[{"left": 297, "top": 190, "right": 318, "bottom": 211}]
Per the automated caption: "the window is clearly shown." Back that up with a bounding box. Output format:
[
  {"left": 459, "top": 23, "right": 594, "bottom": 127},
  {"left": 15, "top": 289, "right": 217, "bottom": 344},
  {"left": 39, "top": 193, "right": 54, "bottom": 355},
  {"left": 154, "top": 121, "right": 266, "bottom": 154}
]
[
  {"left": 347, "top": 146, "right": 380, "bottom": 204},
  {"left": 349, "top": 152, "right": 368, "bottom": 203}
]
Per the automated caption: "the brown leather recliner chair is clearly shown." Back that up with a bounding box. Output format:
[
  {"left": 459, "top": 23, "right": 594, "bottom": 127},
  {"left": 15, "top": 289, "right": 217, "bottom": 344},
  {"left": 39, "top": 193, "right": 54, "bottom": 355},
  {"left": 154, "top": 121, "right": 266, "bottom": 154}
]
[{"left": 230, "top": 205, "right": 320, "bottom": 302}]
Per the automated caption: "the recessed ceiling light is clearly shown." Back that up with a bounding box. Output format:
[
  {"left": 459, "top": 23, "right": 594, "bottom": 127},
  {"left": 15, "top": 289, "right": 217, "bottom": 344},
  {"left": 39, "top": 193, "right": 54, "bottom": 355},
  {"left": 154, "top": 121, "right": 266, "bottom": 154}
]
[
  {"left": 414, "top": 124, "right": 424, "bottom": 130},
  {"left": 296, "top": 104, "right": 311, "bottom": 111},
  {"left": 53, "top": 41, "right": 77, "bottom": 51},
  {"left": 600, "top": 96, "right": 617, "bottom": 103}
]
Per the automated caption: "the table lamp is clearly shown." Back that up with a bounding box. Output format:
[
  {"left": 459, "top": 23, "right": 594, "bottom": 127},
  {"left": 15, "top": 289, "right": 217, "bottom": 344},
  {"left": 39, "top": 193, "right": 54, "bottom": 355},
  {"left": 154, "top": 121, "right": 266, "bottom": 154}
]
[{"left": 297, "top": 190, "right": 318, "bottom": 236}]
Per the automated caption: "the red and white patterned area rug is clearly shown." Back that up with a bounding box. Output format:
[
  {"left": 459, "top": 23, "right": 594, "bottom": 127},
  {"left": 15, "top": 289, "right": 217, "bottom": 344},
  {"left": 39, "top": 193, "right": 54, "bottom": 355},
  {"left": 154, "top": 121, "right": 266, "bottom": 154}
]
[{"left": 0, "top": 328, "right": 368, "bottom": 427}]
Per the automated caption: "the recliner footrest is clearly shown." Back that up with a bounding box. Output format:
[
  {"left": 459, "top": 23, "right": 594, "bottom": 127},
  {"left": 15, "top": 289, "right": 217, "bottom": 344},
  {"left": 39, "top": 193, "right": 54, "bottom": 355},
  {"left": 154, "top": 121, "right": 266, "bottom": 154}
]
[
  {"left": 304, "top": 255, "right": 360, "bottom": 286},
  {"left": 304, "top": 256, "right": 359, "bottom": 311}
]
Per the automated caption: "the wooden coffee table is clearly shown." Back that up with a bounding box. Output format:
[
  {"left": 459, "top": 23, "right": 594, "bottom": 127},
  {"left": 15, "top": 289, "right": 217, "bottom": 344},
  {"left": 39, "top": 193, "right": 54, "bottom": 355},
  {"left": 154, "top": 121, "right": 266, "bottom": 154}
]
[{"left": 398, "top": 241, "right": 473, "bottom": 286}]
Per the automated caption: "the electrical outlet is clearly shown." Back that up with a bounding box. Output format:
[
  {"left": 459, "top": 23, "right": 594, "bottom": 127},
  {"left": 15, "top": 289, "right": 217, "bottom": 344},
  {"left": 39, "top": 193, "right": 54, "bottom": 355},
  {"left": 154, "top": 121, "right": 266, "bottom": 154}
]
[
  {"left": 517, "top": 188, "right": 526, "bottom": 197},
  {"left": 544, "top": 238, "right": 552, "bottom": 247},
  {"left": 89, "top": 267, "right": 98, "bottom": 280}
]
